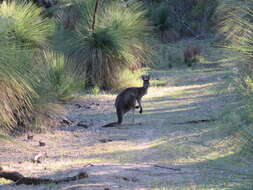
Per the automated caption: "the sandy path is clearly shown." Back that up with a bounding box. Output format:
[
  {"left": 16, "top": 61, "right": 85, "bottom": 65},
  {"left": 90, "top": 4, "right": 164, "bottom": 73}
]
[{"left": 0, "top": 67, "right": 239, "bottom": 190}]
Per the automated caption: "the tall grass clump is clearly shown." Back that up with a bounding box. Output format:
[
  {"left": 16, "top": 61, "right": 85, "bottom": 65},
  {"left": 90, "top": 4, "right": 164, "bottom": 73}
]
[
  {"left": 149, "top": 2, "right": 173, "bottom": 41},
  {"left": 0, "top": 45, "right": 37, "bottom": 132},
  {"left": 0, "top": 1, "right": 64, "bottom": 134},
  {"left": 0, "top": 0, "right": 54, "bottom": 48},
  {"left": 0, "top": 1, "right": 53, "bottom": 133},
  {"left": 58, "top": 0, "right": 152, "bottom": 90},
  {"left": 219, "top": 0, "right": 253, "bottom": 146},
  {"left": 216, "top": 0, "right": 253, "bottom": 178},
  {"left": 35, "top": 51, "right": 83, "bottom": 101}
]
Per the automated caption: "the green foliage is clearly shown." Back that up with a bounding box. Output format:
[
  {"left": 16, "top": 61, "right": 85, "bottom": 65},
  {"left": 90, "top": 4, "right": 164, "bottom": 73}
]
[
  {"left": 146, "top": 0, "right": 218, "bottom": 39},
  {"left": 60, "top": 0, "right": 152, "bottom": 90},
  {"left": 217, "top": 0, "right": 253, "bottom": 181},
  {"left": 0, "top": 0, "right": 82, "bottom": 133},
  {"left": 116, "top": 69, "right": 145, "bottom": 90},
  {"left": 150, "top": 2, "right": 171, "bottom": 32},
  {"left": 0, "top": 1, "right": 53, "bottom": 132},
  {"left": 152, "top": 44, "right": 184, "bottom": 69},
  {"left": 0, "top": 44, "right": 37, "bottom": 131},
  {"left": 0, "top": 1, "right": 54, "bottom": 48},
  {"left": 91, "top": 85, "right": 100, "bottom": 95},
  {"left": 35, "top": 51, "right": 83, "bottom": 101}
]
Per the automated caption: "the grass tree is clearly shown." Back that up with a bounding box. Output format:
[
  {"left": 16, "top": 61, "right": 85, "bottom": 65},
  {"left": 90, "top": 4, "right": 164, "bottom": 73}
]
[
  {"left": 0, "top": 0, "right": 54, "bottom": 132},
  {"left": 35, "top": 51, "right": 83, "bottom": 101},
  {"left": 0, "top": 0, "right": 54, "bottom": 48},
  {"left": 60, "top": 0, "right": 152, "bottom": 90},
  {"left": 217, "top": 0, "right": 253, "bottom": 177}
]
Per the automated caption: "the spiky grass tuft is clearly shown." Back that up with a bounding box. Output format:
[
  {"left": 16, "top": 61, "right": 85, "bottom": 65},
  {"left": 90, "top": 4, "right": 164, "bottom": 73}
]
[
  {"left": 59, "top": 0, "right": 152, "bottom": 90},
  {"left": 0, "top": 0, "right": 54, "bottom": 48}
]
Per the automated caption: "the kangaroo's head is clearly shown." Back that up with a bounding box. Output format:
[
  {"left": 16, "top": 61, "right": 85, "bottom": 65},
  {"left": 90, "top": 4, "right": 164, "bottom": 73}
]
[{"left": 142, "top": 75, "right": 150, "bottom": 89}]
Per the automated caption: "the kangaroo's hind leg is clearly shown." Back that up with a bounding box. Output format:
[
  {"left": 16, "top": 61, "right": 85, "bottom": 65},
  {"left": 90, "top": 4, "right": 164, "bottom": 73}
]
[
  {"left": 132, "top": 108, "right": 135, "bottom": 124},
  {"left": 137, "top": 98, "right": 143, "bottom": 113},
  {"left": 116, "top": 107, "right": 123, "bottom": 124}
]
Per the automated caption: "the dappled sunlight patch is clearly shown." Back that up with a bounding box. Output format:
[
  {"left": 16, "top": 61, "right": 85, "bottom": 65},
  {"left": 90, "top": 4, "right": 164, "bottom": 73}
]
[
  {"left": 173, "top": 140, "right": 237, "bottom": 165},
  {"left": 152, "top": 183, "right": 239, "bottom": 190},
  {"left": 0, "top": 178, "right": 12, "bottom": 185},
  {"left": 145, "top": 107, "right": 196, "bottom": 115},
  {"left": 197, "top": 151, "right": 235, "bottom": 162},
  {"left": 85, "top": 141, "right": 154, "bottom": 163},
  {"left": 147, "top": 83, "right": 215, "bottom": 100},
  {"left": 79, "top": 93, "right": 115, "bottom": 100},
  {"left": 40, "top": 158, "right": 107, "bottom": 172}
]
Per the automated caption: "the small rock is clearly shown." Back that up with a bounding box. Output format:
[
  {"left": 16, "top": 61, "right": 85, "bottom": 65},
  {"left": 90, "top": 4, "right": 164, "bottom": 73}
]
[
  {"left": 104, "top": 188, "right": 110, "bottom": 190},
  {"left": 39, "top": 141, "right": 46, "bottom": 146}
]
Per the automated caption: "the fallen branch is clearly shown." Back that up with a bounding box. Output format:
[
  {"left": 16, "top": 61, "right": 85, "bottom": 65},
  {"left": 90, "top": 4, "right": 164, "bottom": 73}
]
[
  {"left": 0, "top": 167, "right": 88, "bottom": 185},
  {"left": 172, "top": 119, "right": 215, "bottom": 125},
  {"left": 153, "top": 165, "right": 181, "bottom": 171}
]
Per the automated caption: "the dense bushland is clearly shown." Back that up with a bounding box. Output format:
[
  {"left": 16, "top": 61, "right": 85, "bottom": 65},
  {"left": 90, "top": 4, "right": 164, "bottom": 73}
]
[{"left": 146, "top": 0, "right": 218, "bottom": 41}]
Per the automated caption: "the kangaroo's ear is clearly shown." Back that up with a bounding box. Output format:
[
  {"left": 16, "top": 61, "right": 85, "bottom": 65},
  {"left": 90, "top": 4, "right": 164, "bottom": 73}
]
[{"left": 141, "top": 75, "right": 150, "bottom": 80}]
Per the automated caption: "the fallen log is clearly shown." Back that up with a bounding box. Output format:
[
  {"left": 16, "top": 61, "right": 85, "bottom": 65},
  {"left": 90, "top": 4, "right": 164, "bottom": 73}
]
[{"left": 0, "top": 167, "right": 88, "bottom": 185}]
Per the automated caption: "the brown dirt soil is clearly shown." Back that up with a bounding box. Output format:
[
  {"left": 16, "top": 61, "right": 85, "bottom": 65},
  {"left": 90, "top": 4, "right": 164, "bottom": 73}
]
[{"left": 0, "top": 66, "right": 247, "bottom": 190}]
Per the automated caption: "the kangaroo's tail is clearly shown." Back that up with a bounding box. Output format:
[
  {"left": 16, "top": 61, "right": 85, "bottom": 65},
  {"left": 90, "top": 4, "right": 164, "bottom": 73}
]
[{"left": 101, "top": 122, "right": 120, "bottom": 128}]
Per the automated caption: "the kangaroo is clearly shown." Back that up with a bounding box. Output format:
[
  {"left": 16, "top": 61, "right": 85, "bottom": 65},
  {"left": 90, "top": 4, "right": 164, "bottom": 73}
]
[{"left": 102, "top": 75, "right": 150, "bottom": 128}]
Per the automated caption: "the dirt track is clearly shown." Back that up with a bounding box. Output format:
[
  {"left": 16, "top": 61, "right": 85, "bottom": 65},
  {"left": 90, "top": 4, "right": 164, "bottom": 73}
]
[{"left": 1, "top": 66, "right": 249, "bottom": 190}]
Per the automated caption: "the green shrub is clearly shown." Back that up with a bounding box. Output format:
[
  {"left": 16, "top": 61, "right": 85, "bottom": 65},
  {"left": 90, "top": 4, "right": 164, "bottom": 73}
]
[
  {"left": 153, "top": 44, "right": 184, "bottom": 69},
  {"left": 217, "top": 0, "right": 253, "bottom": 178},
  {"left": 146, "top": 0, "right": 218, "bottom": 38},
  {"left": 59, "top": 0, "right": 152, "bottom": 90},
  {"left": 91, "top": 86, "right": 100, "bottom": 95},
  {"left": 116, "top": 69, "right": 145, "bottom": 90},
  {"left": 0, "top": 45, "right": 37, "bottom": 132},
  {"left": 0, "top": 0, "right": 54, "bottom": 48},
  {"left": 0, "top": 1, "right": 64, "bottom": 133},
  {"left": 35, "top": 51, "right": 83, "bottom": 101}
]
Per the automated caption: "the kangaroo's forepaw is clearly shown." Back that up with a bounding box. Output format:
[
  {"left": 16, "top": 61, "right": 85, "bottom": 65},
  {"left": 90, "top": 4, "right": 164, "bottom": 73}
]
[
  {"left": 139, "top": 109, "right": 143, "bottom": 114},
  {"left": 135, "top": 106, "right": 140, "bottom": 109}
]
